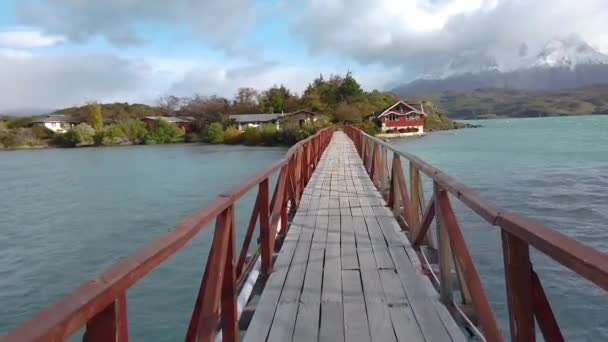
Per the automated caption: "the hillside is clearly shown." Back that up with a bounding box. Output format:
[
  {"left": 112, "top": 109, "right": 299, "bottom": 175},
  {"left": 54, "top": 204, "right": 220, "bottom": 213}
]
[
  {"left": 409, "top": 85, "right": 608, "bottom": 119},
  {"left": 53, "top": 103, "right": 162, "bottom": 121}
]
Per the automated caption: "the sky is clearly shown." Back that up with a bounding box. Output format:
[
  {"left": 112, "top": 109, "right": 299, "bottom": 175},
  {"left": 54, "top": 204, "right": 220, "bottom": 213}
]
[{"left": 0, "top": 0, "right": 607, "bottom": 113}]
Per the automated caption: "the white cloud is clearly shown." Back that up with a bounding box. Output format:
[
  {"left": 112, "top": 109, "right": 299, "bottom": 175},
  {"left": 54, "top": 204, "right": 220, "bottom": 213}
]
[
  {"left": 0, "top": 50, "right": 394, "bottom": 113},
  {"left": 16, "top": 0, "right": 256, "bottom": 50},
  {"left": 290, "top": 0, "right": 608, "bottom": 76},
  {"left": 0, "top": 28, "right": 65, "bottom": 48},
  {"left": 0, "top": 53, "right": 156, "bottom": 112},
  {"left": 0, "top": 48, "right": 33, "bottom": 58},
  {"left": 168, "top": 62, "right": 397, "bottom": 98}
]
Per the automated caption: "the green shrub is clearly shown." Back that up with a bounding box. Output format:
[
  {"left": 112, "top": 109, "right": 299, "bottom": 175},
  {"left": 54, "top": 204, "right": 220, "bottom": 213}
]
[
  {"left": 205, "top": 122, "right": 225, "bottom": 143},
  {"left": 300, "top": 121, "right": 316, "bottom": 137},
  {"left": 116, "top": 119, "right": 147, "bottom": 144},
  {"left": 101, "top": 124, "right": 127, "bottom": 145},
  {"left": 5, "top": 117, "right": 33, "bottom": 129},
  {"left": 223, "top": 126, "right": 242, "bottom": 144},
  {"left": 242, "top": 127, "right": 262, "bottom": 145},
  {"left": 277, "top": 126, "right": 298, "bottom": 145},
  {"left": 259, "top": 123, "right": 278, "bottom": 145},
  {"left": 65, "top": 123, "right": 96, "bottom": 146},
  {"left": 0, "top": 128, "right": 44, "bottom": 148},
  {"left": 398, "top": 128, "right": 408, "bottom": 133},
  {"left": 145, "top": 119, "right": 184, "bottom": 144},
  {"left": 358, "top": 121, "right": 380, "bottom": 136},
  {"left": 31, "top": 125, "right": 55, "bottom": 140}
]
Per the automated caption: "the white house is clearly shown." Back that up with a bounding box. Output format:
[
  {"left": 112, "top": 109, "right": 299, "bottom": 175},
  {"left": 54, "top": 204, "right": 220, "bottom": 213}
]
[
  {"left": 228, "top": 110, "right": 321, "bottom": 131},
  {"left": 228, "top": 113, "right": 282, "bottom": 131},
  {"left": 32, "top": 115, "right": 83, "bottom": 133}
]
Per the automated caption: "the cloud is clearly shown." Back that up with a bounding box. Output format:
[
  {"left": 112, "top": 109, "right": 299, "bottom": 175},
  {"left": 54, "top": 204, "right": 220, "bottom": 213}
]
[
  {"left": 0, "top": 28, "right": 65, "bottom": 48},
  {"left": 168, "top": 62, "right": 397, "bottom": 98},
  {"left": 0, "top": 53, "right": 156, "bottom": 113},
  {"left": 0, "top": 50, "right": 395, "bottom": 114},
  {"left": 290, "top": 0, "right": 608, "bottom": 76},
  {"left": 16, "top": 0, "right": 256, "bottom": 49}
]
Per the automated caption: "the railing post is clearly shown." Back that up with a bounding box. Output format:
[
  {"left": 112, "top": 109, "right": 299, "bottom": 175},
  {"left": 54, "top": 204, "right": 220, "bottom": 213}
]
[
  {"left": 410, "top": 164, "right": 422, "bottom": 228},
  {"left": 434, "top": 183, "right": 454, "bottom": 305},
  {"left": 392, "top": 155, "right": 413, "bottom": 230},
  {"left": 502, "top": 230, "right": 536, "bottom": 342},
  {"left": 436, "top": 188, "right": 503, "bottom": 341},
  {"left": 188, "top": 206, "right": 235, "bottom": 342},
  {"left": 221, "top": 206, "right": 238, "bottom": 342},
  {"left": 83, "top": 294, "right": 128, "bottom": 342},
  {"left": 531, "top": 271, "right": 564, "bottom": 341},
  {"left": 259, "top": 179, "right": 272, "bottom": 276}
]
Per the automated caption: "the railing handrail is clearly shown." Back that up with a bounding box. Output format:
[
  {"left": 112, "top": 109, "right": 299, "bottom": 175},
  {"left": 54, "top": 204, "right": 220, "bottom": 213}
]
[
  {"left": 352, "top": 128, "right": 608, "bottom": 290},
  {"left": 2, "top": 127, "right": 335, "bottom": 342},
  {"left": 344, "top": 126, "right": 608, "bottom": 341}
]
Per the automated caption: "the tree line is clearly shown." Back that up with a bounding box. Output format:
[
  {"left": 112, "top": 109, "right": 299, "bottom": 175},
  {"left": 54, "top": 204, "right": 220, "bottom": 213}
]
[{"left": 1, "top": 72, "right": 397, "bottom": 148}]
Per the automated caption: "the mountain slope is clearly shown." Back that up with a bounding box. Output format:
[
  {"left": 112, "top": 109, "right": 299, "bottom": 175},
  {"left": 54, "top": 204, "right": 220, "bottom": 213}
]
[
  {"left": 394, "top": 36, "right": 608, "bottom": 95},
  {"left": 411, "top": 85, "right": 608, "bottom": 119}
]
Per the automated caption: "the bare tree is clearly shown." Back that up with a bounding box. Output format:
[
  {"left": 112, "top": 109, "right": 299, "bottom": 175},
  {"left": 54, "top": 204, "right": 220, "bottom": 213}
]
[
  {"left": 232, "top": 87, "right": 260, "bottom": 114},
  {"left": 157, "top": 95, "right": 182, "bottom": 116},
  {"left": 180, "top": 95, "right": 230, "bottom": 129}
]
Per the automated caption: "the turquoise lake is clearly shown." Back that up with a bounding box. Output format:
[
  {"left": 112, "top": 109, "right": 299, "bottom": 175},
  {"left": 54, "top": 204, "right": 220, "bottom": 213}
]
[{"left": 1, "top": 116, "right": 607, "bottom": 340}]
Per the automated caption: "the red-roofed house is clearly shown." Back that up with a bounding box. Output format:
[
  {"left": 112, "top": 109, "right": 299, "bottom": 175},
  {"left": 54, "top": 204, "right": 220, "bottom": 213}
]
[{"left": 371, "top": 100, "right": 426, "bottom": 135}]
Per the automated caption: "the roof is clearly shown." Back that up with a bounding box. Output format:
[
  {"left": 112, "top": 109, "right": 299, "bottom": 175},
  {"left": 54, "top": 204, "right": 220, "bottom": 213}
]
[
  {"left": 32, "top": 115, "right": 82, "bottom": 124},
  {"left": 373, "top": 100, "right": 426, "bottom": 119},
  {"left": 144, "top": 116, "right": 192, "bottom": 123},
  {"left": 283, "top": 109, "right": 321, "bottom": 117},
  {"left": 228, "top": 113, "right": 282, "bottom": 123}
]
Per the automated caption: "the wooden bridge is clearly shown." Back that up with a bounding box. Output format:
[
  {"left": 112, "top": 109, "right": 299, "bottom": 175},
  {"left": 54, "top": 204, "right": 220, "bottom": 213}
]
[{"left": 2, "top": 127, "right": 608, "bottom": 342}]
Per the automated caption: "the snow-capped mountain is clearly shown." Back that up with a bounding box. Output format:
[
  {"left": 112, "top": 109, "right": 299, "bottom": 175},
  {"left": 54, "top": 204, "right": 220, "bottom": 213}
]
[
  {"left": 393, "top": 36, "right": 608, "bottom": 95},
  {"left": 533, "top": 36, "right": 608, "bottom": 69}
]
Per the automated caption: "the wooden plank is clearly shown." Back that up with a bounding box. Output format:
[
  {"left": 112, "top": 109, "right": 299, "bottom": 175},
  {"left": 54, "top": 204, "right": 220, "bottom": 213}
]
[
  {"left": 293, "top": 216, "right": 325, "bottom": 342},
  {"left": 352, "top": 217, "right": 371, "bottom": 247},
  {"left": 378, "top": 270, "right": 425, "bottom": 342},
  {"left": 376, "top": 216, "right": 407, "bottom": 247},
  {"left": 342, "top": 270, "right": 371, "bottom": 342},
  {"left": 389, "top": 246, "right": 452, "bottom": 341},
  {"left": 321, "top": 218, "right": 344, "bottom": 342},
  {"left": 340, "top": 196, "right": 350, "bottom": 209},
  {"left": 267, "top": 217, "right": 314, "bottom": 341},
  {"left": 341, "top": 216, "right": 359, "bottom": 270},
  {"left": 364, "top": 216, "right": 394, "bottom": 270},
  {"left": 358, "top": 248, "right": 397, "bottom": 342},
  {"left": 244, "top": 233, "right": 301, "bottom": 342}
]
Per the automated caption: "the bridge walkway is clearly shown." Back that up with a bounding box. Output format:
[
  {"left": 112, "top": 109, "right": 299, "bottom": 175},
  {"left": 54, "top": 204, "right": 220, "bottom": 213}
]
[{"left": 244, "top": 132, "right": 465, "bottom": 342}]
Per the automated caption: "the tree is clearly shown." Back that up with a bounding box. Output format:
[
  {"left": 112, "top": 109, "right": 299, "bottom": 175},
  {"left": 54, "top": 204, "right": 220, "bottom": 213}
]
[
  {"left": 302, "top": 85, "right": 327, "bottom": 113},
  {"left": 144, "top": 119, "right": 184, "bottom": 144},
  {"left": 85, "top": 102, "right": 103, "bottom": 131},
  {"left": 258, "top": 85, "right": 294, "bottom": 113},
  {"left": 180, "top": 95, "right": 230, "bottom": 128},
  {"left": 157, "top": 95, "right": 182, "bottom": 116},
  {"left": 337, "top": 71, "right": 364, "bottom": 102},
  {"left": 334, "top": 102, "right": 364, "bottom": 123},
  {"left": 232, "top": 87, "right": 260, "bottom": 114}
]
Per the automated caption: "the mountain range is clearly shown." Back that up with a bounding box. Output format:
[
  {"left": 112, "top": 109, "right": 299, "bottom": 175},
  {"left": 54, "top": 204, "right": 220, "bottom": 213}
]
[{"left": 394, "top": 36, "right": 608, "bottom": 96}]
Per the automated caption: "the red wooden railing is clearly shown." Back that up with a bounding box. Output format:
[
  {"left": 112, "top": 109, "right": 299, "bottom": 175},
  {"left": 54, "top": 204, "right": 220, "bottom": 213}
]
[
  {"left": 344, "top": 126, "right": 608, "bottom": 342},
  {"left": 1, "top": 127, "right": 334, "bottom": 342}
]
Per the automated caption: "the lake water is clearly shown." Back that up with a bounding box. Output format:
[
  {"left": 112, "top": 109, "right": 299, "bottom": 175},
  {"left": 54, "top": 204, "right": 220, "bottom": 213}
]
[
  {"left": 392, "top": 115, "right": 608, "bottom": 340},
  {"left": 1, "top": 116, "right": 607, "bottom": 340},
  {"left": 0, "top": 143, "right": 287, "bottom": 340}
]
